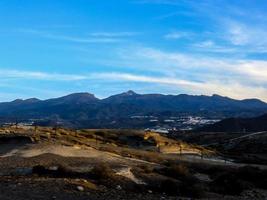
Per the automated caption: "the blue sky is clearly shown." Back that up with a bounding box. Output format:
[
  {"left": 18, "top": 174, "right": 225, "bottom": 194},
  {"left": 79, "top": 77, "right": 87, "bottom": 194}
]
[{"left": 1, "top": 0, "right": 267, "bottom": 101}]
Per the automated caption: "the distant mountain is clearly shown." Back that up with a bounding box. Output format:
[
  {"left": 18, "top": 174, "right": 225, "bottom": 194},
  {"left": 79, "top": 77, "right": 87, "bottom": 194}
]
[
  {"left": 0, "top": 91, "right": 267, "bottom": 128},
  {"left": 198, "top": 114, "right": 267, "bottom": 132}
]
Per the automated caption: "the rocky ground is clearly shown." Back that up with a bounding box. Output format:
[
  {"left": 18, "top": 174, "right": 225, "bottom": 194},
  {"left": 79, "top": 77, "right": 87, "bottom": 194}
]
[
  {"left": 0, "top": 126, "right": 267, "bottom": 200},
  {"left": 1, "top": 175, "right": 266, "bottom": 200}
]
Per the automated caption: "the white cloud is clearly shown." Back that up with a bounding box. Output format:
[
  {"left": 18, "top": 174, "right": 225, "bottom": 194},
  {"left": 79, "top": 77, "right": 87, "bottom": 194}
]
[
  {"left": 89, "top": 32, "right": 140, "bottom": 37},
  {"left": 195, "top": 40, "right": 215, "bottom": 48},
  {"left": 89, "top": 72, "right": 267, "bottom": 101},
  {"left": 227, "top": 22, "right": 250, "bottom": 45},
  {"left": 96, "top": 46, "right": 267, "bottom": 100},
  {"left": 192, "top": 40, "right": 236, "bottom": 53},
  {"left": 132, "top": 47, "right": 267, "bottom": 83},
  {"left": 222, "top": 20, "right": 267, "bottom": 52},
  {"left": 0, "top": 69, "right": 87, "bottom": 81},
  {"left": 164, "top": 31, "right": 191, "bottom": 40},
  {"left": 18, "top": 29, "right": 124, "bottom": 43},
  {"left": 235, "top": 61, "right": 267, "bottom": 82},
  {"left": 2, "top": 68, "right": 267, "bottom": 101}
]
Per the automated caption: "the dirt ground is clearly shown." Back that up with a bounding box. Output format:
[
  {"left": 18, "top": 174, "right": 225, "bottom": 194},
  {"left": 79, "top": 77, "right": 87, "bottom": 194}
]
[{"left": 0, "top": 127, "right": 267, "bottom": 200}]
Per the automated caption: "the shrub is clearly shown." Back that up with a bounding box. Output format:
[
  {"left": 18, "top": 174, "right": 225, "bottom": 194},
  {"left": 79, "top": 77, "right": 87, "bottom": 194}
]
[
  {"left": 139, "top": 165, "right": 154, "bottom": 174},
  {"left": 160, "top": 179, "right": 181, "bottom": 196},
  {"left": 155, "top": 164, "right": 205, "bottom": 198},
  {"left": 32, "top": 164, "right": 78, "bottom": 178},
  {"left": 237, "top": 166, "right": 267, "bottom": 189},
  {"left": 160, "top": 164, "right": 190, "bottom": 179},
  {"left": 32, "top": 165, "right": 48, "bottom": 175},
  {"left": 211, "top": 173, "right": 252, "bottom": 195},
  {"left": 94, "top": 131, "right": 106, "bottom": 137},
  {"left": 90, "top": 163, "right": 114, "bottom": 180},
  {"left": 180, "top": 182, "right": 205, "bottom": 198}
]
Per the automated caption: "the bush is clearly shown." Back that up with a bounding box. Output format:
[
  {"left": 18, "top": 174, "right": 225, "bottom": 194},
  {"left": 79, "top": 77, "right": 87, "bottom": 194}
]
[
  {"left": 94, "top": 131, "right": 107, "bottom": 138},
  {"left": 90, "top": 163, "right": 114, "bottom": 180},
  {"left": 160, "top": 179, "right": 181, "bottom": 196},
  {"left": 156, "top": 164, "right": 205, "bottom": 198},
  {"left": 32, "top": 165, "right": 47, "bottom": 175},
  {"left": 139, "top": 165, "right": 154, "bottom": 174},
  {"left": 32, "top": 164, "right": 79, "bottom": 178},
  {"left": 237, "top": 166, "right": 267, "bottom": 189},
  {"left": 159, "top": 164, "right": 190, "bottom": 180},
  {"left": 211, "top": 173, "right": 252, "bottom": 195},
  {"left": 210, "top": 165, "right": 267, "bottom": 195},
  {"left": 180, "top": 183, "right": 205, "bottom": 198}
]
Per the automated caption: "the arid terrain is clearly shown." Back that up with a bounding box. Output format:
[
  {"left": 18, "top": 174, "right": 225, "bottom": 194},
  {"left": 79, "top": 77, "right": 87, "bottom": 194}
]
[{"left": 0, "top": 126, "right": 267, "bottom": 200}]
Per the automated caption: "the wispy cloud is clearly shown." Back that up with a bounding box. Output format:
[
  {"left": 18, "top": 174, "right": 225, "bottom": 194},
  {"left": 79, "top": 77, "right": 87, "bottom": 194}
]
[
  {"left": 2, "top": 67, "right": 267, "bottom": 101},
  {"left": 140, "top": 0, "right": 267, "bottom": 54},
  {"left": 87, "top": 45, "right": 267, "bottom": 100},
  {"left": 132, "top": 47, "right": 267, "bottom": 83},
  {"left": 18, "top": 29, "right": 129, "bottom": 43},
  {"left": 89, "top": 32, "right": 140, "bottom": 37},
  {"left": 164, "top": 31, "right": 192, "bottom": 40},
  {"left": 155, "top": 9, "right": 196, "bottom": 20},
  {"left": 96, "top": 72, "right": 267, "bottom": 101},
  {"left": 0, "top": 69, "right": 87, "bottom": 81},
  {"left": 192, "top": 40, "right": 236, "bottom": 53},
  {"left": 223, "top": 20, "right": 267, "bottom": 51}
]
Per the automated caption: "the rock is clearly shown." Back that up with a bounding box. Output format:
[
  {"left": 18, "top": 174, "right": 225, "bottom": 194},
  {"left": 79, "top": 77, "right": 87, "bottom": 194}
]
[
  {"left": 48, "top": 166, "right": 59, "bottom": 171},
  {"left": 116, "top": 185, "right": 122, "bottom": 190},
  {"left": 148, "top": 190, "right": 153, "bottom": 194},
  {"left": 77, "top": 186, "right": 84, "bottom": 192}
]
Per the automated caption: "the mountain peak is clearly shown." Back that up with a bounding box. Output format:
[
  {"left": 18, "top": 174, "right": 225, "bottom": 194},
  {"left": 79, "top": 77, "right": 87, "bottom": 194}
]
[
  {"left": 24, "top": 98, "right": 41, "bottom": 103},
  {"left": 55, "top": 92, "right": 99, "bottom": 103},
  {"left": 212, "top": 94, "right": 225, "bottom": 98},
  {"left": 12, "top": 99, "right": 23, "bottom": 103},
  {"left": 124, "top": 90, "right": 137, "bottom": 96},
  {"left": 64, "top": 92, "right": 96, "bottom": 98}
]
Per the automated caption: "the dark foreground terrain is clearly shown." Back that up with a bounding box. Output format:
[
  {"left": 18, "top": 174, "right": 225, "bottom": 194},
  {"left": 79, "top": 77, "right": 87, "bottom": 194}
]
[{"left": 0, "top": 126, "right": 267, "bottom": 200}]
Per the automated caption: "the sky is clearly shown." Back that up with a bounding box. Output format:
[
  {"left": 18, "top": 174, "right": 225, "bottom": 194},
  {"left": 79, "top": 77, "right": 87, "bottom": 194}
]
[{"left": 1, "top": 0, "right": 267, "bottom": 102}]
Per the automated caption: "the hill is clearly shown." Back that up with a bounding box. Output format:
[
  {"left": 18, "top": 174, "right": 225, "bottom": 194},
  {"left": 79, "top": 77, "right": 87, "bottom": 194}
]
[{"left": 198, "top": 114, "right": 267, "bottom": 132}]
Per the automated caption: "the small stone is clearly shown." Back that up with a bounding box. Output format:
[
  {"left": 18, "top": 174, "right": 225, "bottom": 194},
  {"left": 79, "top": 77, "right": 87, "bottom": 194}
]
[
  {"left": 77, "top": 186, "right": 84, "bottom": 192},
  {"left": 148, "top": 190, "right": 153, "bottom": 194},
  {"left": 116, "top": 185, "right": 122, "bottom": 190},
  {"left": 49, "top": 166, "right": 59, "bottom": 171}
]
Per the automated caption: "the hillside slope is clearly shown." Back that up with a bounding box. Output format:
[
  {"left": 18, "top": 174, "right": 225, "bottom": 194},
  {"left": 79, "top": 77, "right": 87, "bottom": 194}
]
[{"left": 198, "top": 114, "right": 267, "bottom": 132}]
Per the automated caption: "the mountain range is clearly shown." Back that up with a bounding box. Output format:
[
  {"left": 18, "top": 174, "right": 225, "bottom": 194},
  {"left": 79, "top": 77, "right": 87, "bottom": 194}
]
[{"left": 0, "top": 91, "right": 267, "bottom": 128}]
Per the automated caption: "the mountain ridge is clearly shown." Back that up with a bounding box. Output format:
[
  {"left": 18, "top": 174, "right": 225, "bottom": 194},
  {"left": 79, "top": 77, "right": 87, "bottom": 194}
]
[
  {"left": 0, "top": 91, "right": 267, "bottom": 128},
  {"left": 2, "top": 91, "right": 267, "bottom": 104}
]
